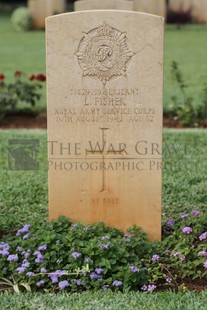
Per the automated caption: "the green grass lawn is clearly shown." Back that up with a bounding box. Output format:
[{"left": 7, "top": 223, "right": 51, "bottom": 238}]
[
  {"left": 1, "top": 291, "right": 207, "bottom": 310},
  {"left": 0, "top": 13, "right": 207, "bottom": 111}
]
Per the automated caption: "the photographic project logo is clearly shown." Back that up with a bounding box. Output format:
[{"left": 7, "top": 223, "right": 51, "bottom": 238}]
[{"left": 8, "top": 139, "right": 39, "bottom": 171}]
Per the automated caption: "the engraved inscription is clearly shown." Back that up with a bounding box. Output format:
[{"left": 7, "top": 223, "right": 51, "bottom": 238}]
[
  {"left": 55, "top": 107, "right": 156, "bottom": 124},
  {"left": 54, "top": 86, "right": 156, "bottom": 125},
  {"left": 76, "top": 22, "right": 134, "bottom": 85}
]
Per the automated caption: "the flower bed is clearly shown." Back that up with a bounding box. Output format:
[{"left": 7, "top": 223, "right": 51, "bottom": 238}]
[{"left": 0, "top": 209, "right": 206, "bottom": 293}]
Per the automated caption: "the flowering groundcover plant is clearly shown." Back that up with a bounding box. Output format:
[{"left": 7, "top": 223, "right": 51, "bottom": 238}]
[
  {"left": 0, "top": 209, "right": 206, "bottom": 294},
  {"left": 0, "top": 71, "right": 46, "bottom": 118}
]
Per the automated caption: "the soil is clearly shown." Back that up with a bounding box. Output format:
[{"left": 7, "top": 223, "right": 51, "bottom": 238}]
[
  {"left": 0, "top": 112, "right": 47, "bottom": 129},
  {"left": 183, "top": 279, "right": 207, "bottom": 292},
  {"left": 158, "top": 279, "right": 207, "bottom": 292},
  {"left": 1, "top": 113, "right": 207, "bottom": 129}
]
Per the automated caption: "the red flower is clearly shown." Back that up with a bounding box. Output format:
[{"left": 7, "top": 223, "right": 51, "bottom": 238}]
[
  {"left": 29, "top": 74, "right": 36, "bottom": 81},
  {"left": 36, "top": 73, "right": 46, "bottom": 82},
  {"left": 15, "top": 71, "right": 23, "bottom": 78},
  {"left": 0, "top": 74, "right": 5, "bottom": 81}
]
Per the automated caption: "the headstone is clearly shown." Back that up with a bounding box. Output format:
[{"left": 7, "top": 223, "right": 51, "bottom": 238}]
[
  {"left": 28, "top": 0, "right": 66, "bottom": 29},
  {"left": 133, "top": 0, "right": 166, "bottom": 18},
  {"left": 168, "top": 0, "right": 207, "bottom": 23},
  {"left": 74, "top": 0, "right": 133, "bottom": 11},
  {"left": 191, "top": 0, "right": 207, "bottom": 23},
  {"left": 46, "top": 11, "right": 164, "bottom": 241}
]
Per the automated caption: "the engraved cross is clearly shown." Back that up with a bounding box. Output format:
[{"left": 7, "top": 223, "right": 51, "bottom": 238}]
[{"left": 86, "top": 128, "right": 125, "bottom": 192}]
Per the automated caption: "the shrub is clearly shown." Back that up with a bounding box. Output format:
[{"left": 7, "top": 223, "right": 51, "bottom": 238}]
[
  {"left": 0, "top": 71, "right": 46, "bottom": 119},
  {"left": 11, "top": 7, "right": 32, "bottom": 32},
  {"left": 155, "top": 209, "right": 207, "bottom": 288},
  {"left": 168, "top": 61, "right": 207, "bottom": 127}
]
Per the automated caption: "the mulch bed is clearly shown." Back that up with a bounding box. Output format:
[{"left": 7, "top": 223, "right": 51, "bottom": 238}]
[{"left": 1, "top": 113, "right": 207, "bottom": 129}]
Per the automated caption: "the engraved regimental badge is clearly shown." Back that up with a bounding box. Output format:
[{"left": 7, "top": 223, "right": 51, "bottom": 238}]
[{"left": 76, "top": 22, "right": 134, "bottom": 85}]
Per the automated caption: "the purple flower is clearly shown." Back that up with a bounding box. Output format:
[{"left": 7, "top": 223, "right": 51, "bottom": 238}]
[
  {"left": 124, "top": 233, "right": 133, "bottom": 238},
  {"left": 199, "top": 232, "right": 207, "bottom": 241},
  {"left": 36, "top": 280, "right": 44, "bottom": 287},
  {"left": 166, "top": 277, "right": 172, "bottom": 283},
  {"left": 166, "top": 219, "right": 174, "bottom": 227},
  {"left": 173, "top": 252, "right": 180, "bottom": 257},
  {"left": 198, "top": 251, "right": 207, "bottom": 257},
  {"left": 112, "top": 280, "right": 122, "bottom": 287},
  {"left": 0, "top": 249, "right": 9, "bottom": 256},
  {"left": 148, "top": 284, "right": 157, "bottom": 292},
  {"left": 71, "top": 252, "right": 81, "bottom": 259},
  {"left": 22, "top": 233, "right": 30, "bottom": 240},
  {"left": 23, "top": 250, "right": 30, "bottom": 259},
  {"left": 34, "top": 250, "right": 41, "bottom": 256},
  {"left": 40, "top": 268, "right": 47, "bottom": 273},
  {"left": 129, "top": 266, "right": 139, "bottom": 273},
  {"left": 7, "top": 254, "right": 18, "bottom": 262},
  {"left": 16, "top": 224, "right": 30, "bottom": 236},
  {"left": 180, "top": 214, "right": 188, "bottom": 219},
  {"left": 203, "top": 261, "right": 207, "bottom": 269},
  {"left": 90, "top": 272, "right": 102, "bottom": 280},
  {"left": 22, "top": 260, "right": 30, "bottom": 268},
  {"left": 101, "top": 236, "right": 110, "bottom": 240},
  {"left": 38, "top": 245, "right": 47, "bottom": 251},
  {"left": 0, "top": 243, "right": 10, "bottom": 255},
  {"left": 49, "top": 274, "right": 59, "bottom": 283},
  {"left": 56, "top": 270, "right": 67, "bottom": 276},
  {"left": 26, "top": 271, "right": 34, "bottom": 277},
  {"left": 95, "top": 268, "right": 103, "bottom": 274},
  {"left": 99, "top": 243, "right": 110, "bottom": 249},
  {"left": 182, "top": 227, "right": 193, "bottom": 234},
  {"left": 16, "top": 246, "right": 23, "bottom": 252},
  {"left": 141, "top": 284, "right": 156, "bottom": 292},
  {"left": 152, "top": 254, "right": 160, "bottom": 261},
  {"left": 191, "top": 210, "right": 200, "bottom": 217},
  {"left": 58, "top": 280, "right": 69, "bottom": 289},
  {"left": 180, "top": 256, "right": 186, "bottom": 262},
  {"left": 48, "top": 270, "right": 66, "bottom": 283},
  {"left": 84, "top": 257, "right": 91, "bottom": 263},
  {"left": 34, "top": 250, "right": 44, "bottom": 263},
  {"left": 16, "top": 266, "right": 26, "bottom": 274},
  {"left": 35, "top": 253, "right": 44, "bottom": 264},
  {"left": 0, "top": 242, "right": 10, "bottom": 250},
  {"left": 164, "top": 249, "right": 171, "bottom": 255},
  {"left": 72, "top": 279, "right": 82, "bottom": 286}
]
